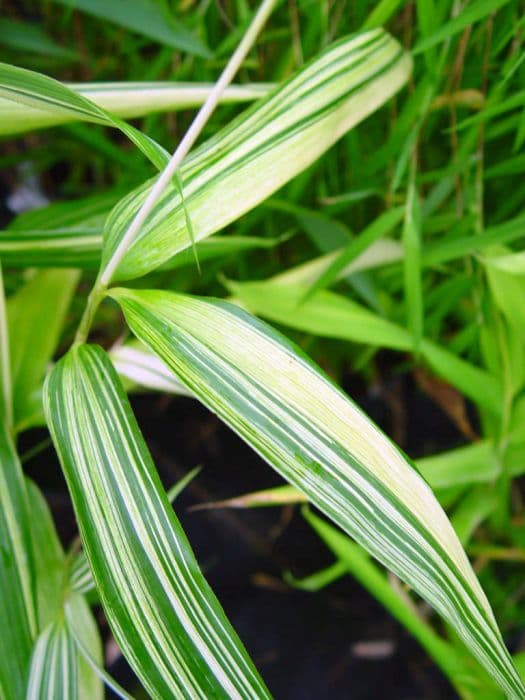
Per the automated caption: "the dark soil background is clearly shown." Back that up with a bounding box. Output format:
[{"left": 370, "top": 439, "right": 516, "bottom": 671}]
[{"left": 22, "top": 364, "right": 462, "bottom": 699}]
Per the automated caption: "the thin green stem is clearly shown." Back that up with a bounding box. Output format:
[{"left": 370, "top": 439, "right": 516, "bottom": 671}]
[{"left": 73, "top": 280, "right": 107, "bottom": 346}]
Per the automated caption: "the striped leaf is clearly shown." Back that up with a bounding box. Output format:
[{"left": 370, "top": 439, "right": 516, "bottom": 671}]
[
  {"left": 69, "top": 552, "right": 95, "bottom": 596},
  {"left": 0, "top": 81, "right": 270, "bottom": 136},
  {"left": 0, "top": 225, "right": 279, "bottom": 269},
  {"left": 110, "top": 287, "right": 525, "bottom": 699},
  {"left": 102, "top": 29, "right": 412, "bottom": 281},
  {"left": 44, "top": 344, "right": 271, "bottom": 699},
  {"left": 0, "top": 62, "right": 168, "bottom": 169},
  {"left": 26, "top": 619, "right": 78, "bottom": 700},
  {"left": 0, "top": 424, "right": 37, "bottom": 700}
]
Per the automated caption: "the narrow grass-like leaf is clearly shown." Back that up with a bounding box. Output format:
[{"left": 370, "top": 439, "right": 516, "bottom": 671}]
[
  {"left": 0, "top": 82, "right": 271, "bottom": 136},
  {"left": 0, "top": 263, "right": 12, "bottom": 429},
  {"left": 402, "top": 175, "right": 423, "bottom": 349},
  {"left": 111, "top": 287, "right": 525, "bottom": 697},
  {"left": 303, "top": 206, "right": 404, "bottom": 300},
  {"left": 303, "top": 508, "right": 498, "bottom": 698},
  {"left": 412, "top": 0, "right": 511, "bottom": 54},
  {"left": 0, "top": 18, "right": 78, "bottom": 60},
  {"left": 26, "top": 619, "right": 78, "bottom": 700},
  {"left": 50, "top": 0, "right": 211, "bottom": 57},
  {"left": 0, "top": 424, "right": 37, "bottom": 700},
  {"left": 25, "top": 479, "right": 65, "bottom": 630},
  {"left": 102, "top": 29, "right": 412, "bottom": 281},
  {"left": 44, "top": 344, "right": 271, "bottom": 699}
]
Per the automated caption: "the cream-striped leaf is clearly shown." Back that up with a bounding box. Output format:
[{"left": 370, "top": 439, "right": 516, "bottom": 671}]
[
  {"left": 102, "top": 28, "right": 412, "bottom": 281},
  {"left": 44, "top": 344, "right": 271, "bottom": 699},
  {"left": 111, "top": 287, "right": 525, "bottom": 699},
  {"left": 0, "top": 81, "right": 271, "bottom": 136},
  {"left": 26, "top": 619, "right": 78, "bottom": 700},
  {"left": 0, "top": 226, "right": 278, "bottom": 270}
]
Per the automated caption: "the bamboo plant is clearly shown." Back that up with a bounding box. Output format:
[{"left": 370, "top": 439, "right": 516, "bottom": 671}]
[{"left": 1, "top": 1, "right": 524, "bottom": 698}]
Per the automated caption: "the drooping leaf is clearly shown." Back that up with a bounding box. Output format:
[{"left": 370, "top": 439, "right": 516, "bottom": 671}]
[
  {"left": 0, "top": 62, "right": 169, "bottom": 169},
  {"left": 111, "top": 287, "right": 525, "bottom": 698},
  {"left": 44, "top": 344, "right": 271, "bottom": 699},
  {"left": 102, "top": 29, "right": 412, "bottom": 281}
]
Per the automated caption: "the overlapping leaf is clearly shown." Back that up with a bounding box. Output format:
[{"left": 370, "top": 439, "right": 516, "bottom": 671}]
[
  {"left": 0, "top": 81, "right": 270, "bottom": 136},
  {"left": 102, "top": 29, "right": 412, "bottom": 281},
  {"left": 44, "top": 344, "right": 271, "bottom": 699},
  {"left": 0, "top": 62, "right": 168, "bottom": 168},
  {"left": 110, "top": 287, "right": 525, "bottom": 698}
]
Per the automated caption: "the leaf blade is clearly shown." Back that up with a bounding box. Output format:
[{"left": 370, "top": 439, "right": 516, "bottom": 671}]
[
  {"left": 102, "top": 29, "right": 412, "bottom": 281},
  {"left": 44, "top": 344, "right": 271, "bottom": 700},
  {"left": 111, "top": 286, "right": 525, "bottom": 698}
]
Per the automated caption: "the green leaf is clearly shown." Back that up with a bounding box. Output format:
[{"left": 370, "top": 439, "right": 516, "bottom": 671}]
[
  {"left": 0, "top": 81, "right": 270, "bottom": 136},
  {"left": 44, "top": 344, "right": 271, "bottom": 699},
  {"left": 303, "top": 206, "right": 404, "bottom": 300},
  {"left": 0, "top": 264, "right": 12, "bottom": 429},
  {"left": 102, "top": 29, "right": 412, "bottom": 281},
  {"left": 0, "top": 424, "right": 37, "bottom": 700},
  {"left": 7, "top": 270, "right": 80, "bottom": 430},
  {"left": 417, "top": 441, "right": 499, "bottom": 489},
  {"left": 412, "top": 0, "right": 511, "bottom": 54},
  {"left": 25, "top": 479, "right": 103, "bottom": 698},
  {"left": 50, "top": 0, "right": 211, "bottom": 57},
  {"left": 0, "top": 18, "right": 78, "bottom": 60},
  {"left": 26, "top": 618, "right": 78, "bottom": 700},
  {"left": 402, "top": 176, "right": 423, "bottom": 350},
  {"left": 226, "top": 278, "right": 502, "bottom": 412},
  {"left": 25, "top": 479, "right": 65, "bottom": 630},
  {"left": 66, "top": 593, "right": 104, "bottom": 700},
  {"left": 111, "top": 287, "right": 525, "bottom": 698}
]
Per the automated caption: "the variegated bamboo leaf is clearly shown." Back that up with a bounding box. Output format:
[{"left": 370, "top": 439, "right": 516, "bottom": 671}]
[
  {"left": 110, "top": 287, "right": 525, "bottom": 699},
  {"left": 44, "top": 344, "right": 271, "bottom": 699},
  {"left": 102, "top": 29, "right": 412, "bottom": 281},
  {"left": 0, "top": 62, "right": 168, "bottom": 169},
  {"left": 0, "top": 81, "right": 271, "bottom": 136}
]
